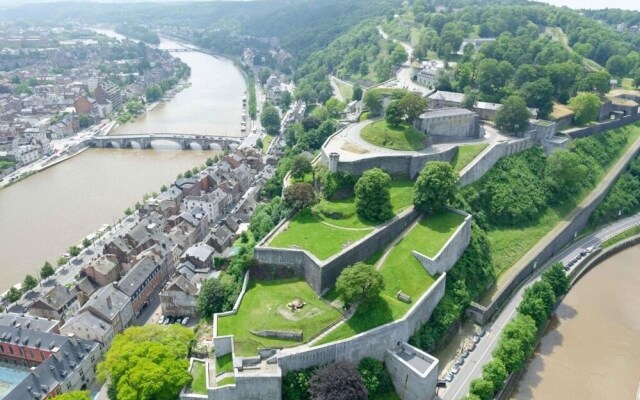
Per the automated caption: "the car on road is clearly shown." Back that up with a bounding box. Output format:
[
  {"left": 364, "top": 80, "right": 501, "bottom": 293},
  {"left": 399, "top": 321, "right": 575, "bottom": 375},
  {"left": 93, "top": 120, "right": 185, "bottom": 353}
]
[
  {"left": 456, "top": 356, "right": 465, "bottom": 366},
  {"left": 163, "top": 317, "right": 171, "bottom": 325},
  {"left": 467, "top": 342, "right": 476, "bottom": 351},
  {"left": 451, "top": 364, "right": 460, "bottom": 374},
  {"left": 158, "top": 315, "right": 165, "bottom": 324},
  {"left": 472, "top": 334, "right": 481, "bottom": 344},
  {"left": 174, "top": 317, "right": 183, "bottom": 325},
  {"left": 182, "top": 317, "right": 190, "bottom": 326},
  {"left": 476, "top": 327, "right": 486, "bottom": 337},
  {"left": 445, "top": 372, "right": 454, "bottom": 382},
  {"left": 461, "top": 349, "right": 470, "bottom": 358}
]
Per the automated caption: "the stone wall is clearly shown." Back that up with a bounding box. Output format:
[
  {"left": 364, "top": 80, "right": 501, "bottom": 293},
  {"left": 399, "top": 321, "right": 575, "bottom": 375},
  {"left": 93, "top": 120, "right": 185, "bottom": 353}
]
[
  {"left": 214, "top": 336, "right": 233, "bottom": 357},
  {"left": 565, "top": 113, "right": 640, "bottom": 139},
  {"left": 458, "top": 138, "right": 533, "bottom": 186},
  {"left": 254, "top": 208, "right": 420, "bottom": 295},
  {"left": 385, "top": 343, "right": 439, "bottom": 400},
  {"left": 276, "top": 274, "right": 446, "bottom": 373},
  {"left": 413, "top": 209, "right": 472, "bottom": 275}
]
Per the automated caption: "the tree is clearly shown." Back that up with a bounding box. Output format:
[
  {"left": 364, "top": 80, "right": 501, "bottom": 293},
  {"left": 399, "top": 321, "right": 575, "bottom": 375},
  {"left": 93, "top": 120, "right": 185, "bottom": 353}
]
[
  {"left": 256, "top": 138, "right": 264, "bottom": 150},
  {"left": 385, "top": 100, "right": 403, "bottom": 126},
  {"left": 569, "top": 92, "right": 600, "bottom": 125},
  {"left": 280, "top": 91, "right": 293, "bottom": 109},
  {"left": 390, "top": 44, "right": 408, "bottom": 65},
  {"left": 477, "top": 58, "right": 511, "bottom": 95},
  {"left": 357, "top": 358, "right": 394, "bottom": 396},
  {"left": 520, "top": 78, "right": 554, "bottom": 118},
  {"left": 461, "top": 89, "right": 478, "bottom": 110},
  {"left": 78, "top": 114, "right": 92, "bottom": 129},
  {"left": 495, "top": 95, "right": 530, "bottom": 133},
  {"left": 23, "top": 274, "right": 37, "bottom": 291},
  {"left": 606, "top": 55, "right": 630, "bottom": 77},
  {"left": 261, "top": 103, "right": 281, "bottom": 136},
  {"left": 469, "top": 378, "right": 494, "bottom": 400},
  {"left": 196, "top": 277, "right": 235, "bottom": 318},
  {"left": 354, "top": 168, "right": 393, "bottom": 222},
  {"left": 41, "top": 262, "right": 55, "bottom": 279},
  {"left": 493, "top": 337, "right": 528, "bottom": 373},
  {"left": 57, "top": 257, "right": 67, "bottom": 267},
  {"left": 398, "top": 92, "right": 428, "bottom": 122},
  {"left": 578, "top": 71, "right": 611, "bottom": 95},
  {"left": 145, "top": 84, "right": 163, "bottom": 102},
  {"left": 363, "top": 90, "right": 383, "bottom": 116},
  {"left": 352, "top": 85, "right": 363, "bottom": 101},
  {"left": 633, "top": 68, "right": 640, "bottom": 89},
  {"left": 542, "top": 262, "right": 570, "bottom": 298},
  {"left": 5, "top": 287, "right": 22, "bottom": 303},
  {"left": 326, "top": 97, "right": 345, "bottom": 118},
  {"left": 124, "top": 207, "right": 133, "bottom": 216},
  {"left": 336, "top": 262, "right": 384, "bottom": 306},
  {"left": 518, "top": 281, "right": 556, "bottom": 328},
  {"left": 308, "top": 361, "right": 368, "bottom": 400},
  {"left": 68, "top": 245, "right": 81, "bottom": 257},
  {"left": 545, "top": 150, "right": 590, "bottom": 200},
  {"left": 413, "top": 162, "right": 458, "bottom": 213},
  {"left": 55, "top": 391, "right": 92, "bottom": 400},
  {"left": 258, "top": 67, "right": 272, "bottom": 85},
  {"left": 82, "top": 238, "right": 92, "bottom": 248},
  {"left": 283, "top": 183, "right": 317, "bottom": 212},
  {"left": 482, "top": 359, "right": 508, "bottom": 394},
  {"left": 98, "top": 325, "right": 194, "bottom": 400},
  {"left": 291, "top": 155, "right": 313, "bottom": 180}
]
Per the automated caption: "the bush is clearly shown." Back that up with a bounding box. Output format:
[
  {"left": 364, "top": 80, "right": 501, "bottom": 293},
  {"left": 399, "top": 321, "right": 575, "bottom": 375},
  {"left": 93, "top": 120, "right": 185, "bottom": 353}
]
[
  {"left": 357, "top": 358, "right": 394, "bottom": 395},
  {"left": 315, "top": 164, "right": 356, "bottom": 199},
  {"left": 283, "top": 367, "right": 315, "bottom": 400},
  {"left": 308, "top": 361, "right": 368, "bottom": 400},
  {"left": 336, "top": 262, "right": 384, "bottom": 307},
  {"left": 354, "top": 168, "right": 393, "bottom": 222},
  {"left": 413, "top": 161, "right": 458, "bottom": 213}
]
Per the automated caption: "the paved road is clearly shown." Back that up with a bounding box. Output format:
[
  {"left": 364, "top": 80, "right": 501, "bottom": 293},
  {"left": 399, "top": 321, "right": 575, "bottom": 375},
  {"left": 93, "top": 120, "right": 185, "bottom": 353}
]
[{"left": 440, "top": 212, "right": 640, "bottom": 400}]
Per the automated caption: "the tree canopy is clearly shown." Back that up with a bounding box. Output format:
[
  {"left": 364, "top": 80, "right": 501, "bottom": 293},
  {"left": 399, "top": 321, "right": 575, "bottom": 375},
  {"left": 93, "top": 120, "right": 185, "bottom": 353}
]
[
  {"left": 308, "top": 361, "right": 368, "bottom": 400},
  {"left": 261, "top": 103, "right": 282, "bottom": 136},
  {"left": 291, "top": 155, "right": 313, "bottom": 180},
  {"left": 336, "top": 262, "right": 384, "bottom": 307},
  {"left": 413, "top": 161, "right": 458, "bottom": 213},
  {"left": 569, "top": 92, "right": 601, "bottom": 125},
  {"left": 196, "top": 275, "right": 237, "bottom": 319},
  {"left": 283, "top": 182, "right": 317, "bottom": 212},
  {"left": 354, "top": 168, "right": 393, "bottom": 222},
  {"left": 495, "top": 95, "right": 530, "bottom": 133}
]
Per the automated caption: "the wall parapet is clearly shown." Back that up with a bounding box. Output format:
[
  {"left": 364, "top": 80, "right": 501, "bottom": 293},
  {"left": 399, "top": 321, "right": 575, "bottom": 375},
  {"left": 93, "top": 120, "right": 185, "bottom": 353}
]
[
  {"left": 413, "top": 208, "right": 472, "bottom": 275},
  {"left": 459, "top": 138, "right": 533, "bottom": 186}
]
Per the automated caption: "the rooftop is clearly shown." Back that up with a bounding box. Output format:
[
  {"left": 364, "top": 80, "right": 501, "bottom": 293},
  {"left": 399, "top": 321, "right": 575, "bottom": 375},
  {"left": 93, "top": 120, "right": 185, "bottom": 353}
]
[{"left": 117, "top": 257, "right": 159, "bottom": 297}]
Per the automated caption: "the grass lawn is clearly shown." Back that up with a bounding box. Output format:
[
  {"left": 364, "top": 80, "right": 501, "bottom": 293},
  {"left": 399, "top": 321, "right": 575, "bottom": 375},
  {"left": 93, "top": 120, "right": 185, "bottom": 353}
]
[
  {"left": 217, "top": 279, "right": 343, "bottom": 356},
  {"left": 316, "top": 212, "right": 463, "bottom": 345},
  {"left": 269, "top": 181, "right": 414, "bottom": 259},
  {"left": 215, "top": 353, "right": 233, "bottom": 374},
  {"left": 262, "top": 134, "right": 274, "bottom": 153},
  {"left": 190, "top": 361, "right": 207, "bottom": 394},
  {"left": 335, "top": 79, "right": 353, "bottom": 101},
  {"left": 217, "top": 376, "right": 236, "bottom": 386},
  {"left": 361, "top": 120, "right": 426, "bottom": 151},
  {"left": 451, "top": 144, "right": 488, "bottom": 173}
]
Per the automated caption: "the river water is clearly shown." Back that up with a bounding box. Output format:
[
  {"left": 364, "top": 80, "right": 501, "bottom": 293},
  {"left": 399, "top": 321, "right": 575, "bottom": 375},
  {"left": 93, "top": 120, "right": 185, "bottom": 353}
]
[
  {"left": 512, "top": 244, "right": 640, "bottom": 399},
  {"left": 0, "top": 33, "right": 244, "bottom": 292}
]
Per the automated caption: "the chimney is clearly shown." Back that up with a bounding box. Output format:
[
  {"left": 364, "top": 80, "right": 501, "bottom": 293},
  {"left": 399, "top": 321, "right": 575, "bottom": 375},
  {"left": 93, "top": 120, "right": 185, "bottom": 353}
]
[{"left": 106, "top": 296, "right": 112, "bottom": 309}]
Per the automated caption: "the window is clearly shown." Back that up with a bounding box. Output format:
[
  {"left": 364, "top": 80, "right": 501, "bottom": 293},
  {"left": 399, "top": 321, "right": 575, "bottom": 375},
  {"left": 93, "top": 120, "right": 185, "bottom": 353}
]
[
  {"left": 8, "top": 347, "right": 13, "bottom": 355},
  {"left": 18, "top": 348, "right": 24, "bottom": 357}
]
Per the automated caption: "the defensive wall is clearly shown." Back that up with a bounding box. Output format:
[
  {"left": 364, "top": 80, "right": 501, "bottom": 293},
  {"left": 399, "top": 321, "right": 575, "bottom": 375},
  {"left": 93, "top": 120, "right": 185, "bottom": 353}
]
[
  {"left": 458, "top": 138, "right": 533, "bottom": 186},
  {"left": 254, "top": 208, "right": 420, "bottom": 295},
  {"left": 413, "top": 208, "right": 472, "bottom": 275},
  {"left": 564, "top": 113, "right": 640, "bottom": 139},
  {"left": 385, "top": 343, "right": 439, "bottom": 400},
  {"left": 469, "top": 131, "right": 640, "bottom": 325}
]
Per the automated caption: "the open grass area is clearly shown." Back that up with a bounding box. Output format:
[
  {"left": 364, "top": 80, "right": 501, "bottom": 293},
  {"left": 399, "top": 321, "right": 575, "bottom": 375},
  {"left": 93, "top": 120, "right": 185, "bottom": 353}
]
[
  {"left": 361, "top": 120, "right": 426, "bottom": 151},
  {"left": 451, "top": 144, "right": 488, "bottom": 173},
  {"left": 215, "top": 353, "right": 233, "bottom": 374},
  {"left": 335, "top": 79, "right": 354, "bottom": 101},
  {"left": 316, "top": 212, "right": 463, "bottom": 344},
  {"left": 262, "top": 134, "right": 274, "bottom": 153},
  {"left": 602, "top": 225, "right": 640, "bottom": 248},
  {"left": 217, "top": 279, "right": 343, "bottom": 356},
  {"left": 217, "top": 376, "right": 236, "bottom": 386},
  {"left": 550, "top": 102, "right": 574, "bottom": 120},
  {"left": 269, "top": 181, "right": 414, "bottom": 259},
  {"left": 190, "top": 361, "right": 207, "bottom": 395}
]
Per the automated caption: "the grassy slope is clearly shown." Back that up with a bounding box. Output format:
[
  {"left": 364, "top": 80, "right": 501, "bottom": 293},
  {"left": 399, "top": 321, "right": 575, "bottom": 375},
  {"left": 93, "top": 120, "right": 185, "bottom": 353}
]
[
  {"left": 262, "top": 134, "right": 274, "bottom": 153},
  {"left": 217, "top": 279, "right": 342, "bottom": 356},
  {"left": 190, "top": 361, "right": 207, "bottom": 395},
  {"left": 360, "top": 120, "right": 426, "bottom": 151},
  {"left": 451, "top": 144, "right": 488, "bottom": 173},
  {"left": 215, "top": 353, "right": 233, "bottom": 374},
  {"left": 316, "top": 212, "right": 464, "bottom": 344}
]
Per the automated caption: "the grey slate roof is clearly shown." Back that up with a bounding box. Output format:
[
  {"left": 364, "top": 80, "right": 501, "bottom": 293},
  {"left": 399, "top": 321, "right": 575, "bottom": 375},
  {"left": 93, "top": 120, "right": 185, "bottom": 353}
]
[
  {"left": 117, "top": 257, "right": 158, "bottom": 297},
  {"left": 0, "top": 313, "right": 58, "bottom": 333},
  {"left": 83, "top": 284, "right": 130, "bottom": 323},
  {"left": 183, "top": 243, "right": 214, "bottom": 264},
  {"left": 419, "top": 107, "right": 476, "bottom": 119}
]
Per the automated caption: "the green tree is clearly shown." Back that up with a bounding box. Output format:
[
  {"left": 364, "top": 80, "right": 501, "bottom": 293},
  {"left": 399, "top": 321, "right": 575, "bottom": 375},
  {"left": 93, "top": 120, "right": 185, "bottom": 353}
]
[
  {"left": 363, "top": 90, "right": 383, "bottom": 116},
  {"left": 196, "top": 277, "right": 235, "bottom": 319},
  {"left": 68, "top": 245, "right": 81, "bottom": 257},
  {"left": 283, "top": 183, "right": 317, "bottom": 212},
  {"left": 291, "top": 155, "right": 313, "bottom": 180},
  {"left": 55, "top": 391, "right": 92, "bottom": 400},
  {"left": 40, "top": 262, "right": 55, "bottom": 279},
  {"left": 336, "top": 262, "right": 384, "bottom": 307},
  {"left": 605, "top": 55, "right": 630, "bottom": 77},
  {"left": 354, "top": 168, "right": 393, "bottom": 222},
  {"left": 518, "top": 281, "right": 556, "bottom": 328},
  {"left": 390, "top": 44, "right": 408, "bottom": 65},
  {"left": 493, "top": 337, "right": 528, "bottom": 373},
  {"left": 57, "top": 257, "right": 67, "bottom": 267},
  {"left": 398, "top": 92, "right": 428, "bottom": 121},
  {"left": 545, "top": 150, "right": 590, "bottom": 201},
  {"left": 124, "top": 207, "right": 133, "bottom": 216},
  {"left": 82, "top": 238, "right": 92, "bottom": 248},
  {"left": 520, "top": 78, "right": 554, "bottom": 118},
  {"left": 633, "top": 68, "right": 640, "bottom": 88},
  {"left": 98, "top": 325, "right": 194, "bottom": 400},
  {"left": 578, "top": 71, "right": 611, "bottom": 95},
  {"left": 482, "top": 359, "right": 508, "bottom": 394},
  {"left": 280, "top": 91, "right": 293, "bottom": 109},
  {"left": 413, "top": 162, "right": 458, "bottom": 213},
  {"left": 495, "top": 95, "right": 530, "bottom": 133},
  {"left": 569, "top": 92, "right": 601, "bottom": 125},
  {"left": 261, "top": 103, "right": 281, "bottom": 136},
  {"left": 145, "top": 84, "right": 163, "bottom": 102},
  {"left": 352, "top": 85, "right": 363, "bottom": 101},
  {"left": 78, "top": 114, "right": 92, "bottom": 129},
  {"left": 5, "top": 287, "right": 22, "bottom": 303},
  {"left": 542, "top": 263, "right": 570, "bottom": 298},
  {"left": 357, "top": 358, "right": 394, "bottom": 395},
  {"left": 325, "top": 97, "right": 345, "bottom": 118},
  {"left": 385, "top": 100, "right": 403, "bottom": 126},
  {"left": 459, "top": 395, "right": 482, "bottom": 400},
  {"left": 469, "top": 378, "right": 494, "bottom": 400},
  {"left": 309, "top": 362, "right": 367, "bottom": 400},
  {"left": 23, "top": 274, "right": 37, "bottom": 291},
  {"left": 461, "top": 89, "right": 479, "bottom": 110}
]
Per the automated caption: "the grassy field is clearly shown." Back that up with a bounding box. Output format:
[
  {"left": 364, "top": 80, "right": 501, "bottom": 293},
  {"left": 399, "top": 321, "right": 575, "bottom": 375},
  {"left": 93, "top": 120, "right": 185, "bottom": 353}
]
[
  {"left": 217, "top": 376, "right": 236, "bottom": 386},
  {"left": 361, "top": 120, "right": 426, "bottom": 151},
  {"left": 316, "top": 212, "right": 463, "bottom": 344},
  {"left": 451, "top": 144, "right": 488, "bottom": 173},
  {"left": 602, "top": 225, "right": 640, "bottom": 248},
  {"left": 335, "top": 78, "right": 354, "bottom": 101},
  {"left": 216, "top": 279, "right": 343, "bottom": 356},
  {"left": 262, "top": 134, "right": 274, "bottom": 153},
  {"left": 215, "top": 353, "right": 233, "bottom": 374},
  {"left": 269, "top": 181, "right": 414, "bottom": 259},
  {"left": 190, "top": 361, "right": 207, "bottom": 394}
]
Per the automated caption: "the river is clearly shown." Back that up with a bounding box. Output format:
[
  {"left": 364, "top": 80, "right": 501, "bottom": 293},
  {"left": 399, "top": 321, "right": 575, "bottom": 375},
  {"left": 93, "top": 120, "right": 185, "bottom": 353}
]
[
  {"left": 0, "top": 33, "right": 245, "bottom": 292},
  {"left": 512, "top": 244, "right": 640, "bottom": 399}
]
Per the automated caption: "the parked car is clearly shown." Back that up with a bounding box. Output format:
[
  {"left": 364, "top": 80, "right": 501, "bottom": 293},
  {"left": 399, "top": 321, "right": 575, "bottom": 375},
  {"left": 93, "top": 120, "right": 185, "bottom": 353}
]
[
  {"left": 451, "top": 364, "right": 460, "bottom": 374},
  {"left": 461, "top": 349, "right": 470, "bottom": 358},
  {"left": 467, "top": 342, "right": 476, "bottom": 351},
  {"left": 174, "top": 317, "right": 183, "bottom": 325},
  {"left": 182, "top": 317, "right": 190, "bottom": 326},
  {"left": 445, "top": 372, "right": 454, "bottom": 382},
  {"left": 162, "top": 317, "right": 170, "bottom": 325},
  {"left": 456, "top": 356, "right": 465, "bottom": 366},
  {"left": 476, "top": 327, "right": 487, "bottom": 337},
  {"left": 158, "top": 315, "right": 165, "bottom": 325},
  {"left": 472, "top": 334, "right": 481, "bottom": 344}
]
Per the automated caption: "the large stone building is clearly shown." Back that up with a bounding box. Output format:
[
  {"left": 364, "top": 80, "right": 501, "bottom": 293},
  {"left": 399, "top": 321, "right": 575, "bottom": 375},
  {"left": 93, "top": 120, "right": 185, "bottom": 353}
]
[
  {"left": 117, "top": 256, "right": 164, "bottom": 316},
  {"left": 413, "top": 108, "right": 481, "bottom": 142},
  {"left": 159, "top": 274, "right": 199, "bottom": 317}
]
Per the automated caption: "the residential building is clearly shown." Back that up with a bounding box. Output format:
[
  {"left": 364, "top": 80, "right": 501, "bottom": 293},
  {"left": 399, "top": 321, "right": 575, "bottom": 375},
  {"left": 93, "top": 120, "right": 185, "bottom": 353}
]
[
  {"left": 26, "top": 285, "right": 80, "bottom": 323},
  {"left": 116, "top": 257, "right": 164, "bottom": 316},
  {"left": 81, "top": 254, "right": 120, "bottom": 287},
  {"left": 159, "top": 274, "right": 199, "bottom": 317},
  {"left": 81, "top": 284, "right": 133, "bottom": 334},
  {"left": 60, "top": 311, "right": 114, "bottom": 347}
]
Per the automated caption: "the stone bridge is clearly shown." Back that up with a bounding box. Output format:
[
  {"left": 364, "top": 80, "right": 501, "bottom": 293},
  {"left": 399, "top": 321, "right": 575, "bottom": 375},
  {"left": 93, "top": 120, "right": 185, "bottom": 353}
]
[{"left": 87, "top": 134, "right": 240, "bottom": 151}]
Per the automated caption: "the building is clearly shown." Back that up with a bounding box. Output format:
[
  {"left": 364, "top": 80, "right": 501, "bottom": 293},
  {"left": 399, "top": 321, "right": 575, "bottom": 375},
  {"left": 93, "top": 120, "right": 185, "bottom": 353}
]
[
  {"left": 14, "top": 144, "right": 39, "bottom": 164},
  {"left": 159, "top": 274, "right": 199, "bottom": 317},
  {"left": 413, "top": 108, "right": 481, "bottom": 142},
  {"left": 26, "top": 285, "right": 80, "bottom": 323},
  {"left": 181, "top": 242, "right": 215, "bottom": 270},
  {"left": 414, "top": 60, "right": 448, "bottom": 89},
  {"left": 427, "top": 90, "right": 465, "bottom": 109},
  {"left": 0, "top": 313, "right": 60, "bottom": 334},
  {"left": 60, "top": 311, "right": 114, "bottom": 347},
  {"left": 117, "top": 257, "right": 164, "bottom": 316},
  {"left": 94, "top": 81, "right": 122, "bottom": 110},
  {"left": 81, "top": 284, "right": 133, "bottom": 334},
  {"left": 0, "top": 324, "right": 101, "bottom": 399},
  {"left": 81, "top": 254, "right": 120, "bottom": 287}
]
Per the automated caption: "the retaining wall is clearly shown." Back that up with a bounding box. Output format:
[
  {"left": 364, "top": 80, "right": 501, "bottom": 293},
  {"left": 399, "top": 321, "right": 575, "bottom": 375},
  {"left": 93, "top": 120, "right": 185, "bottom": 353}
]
[
  {"left": 254, "top": 208, "right": 420, "bottom": 295},
  {"left": 413, "top": 209, "right": 472, "bottom": 275},
  {"left": 458, "top": 138, "right": 533, "bottom": 186},
  {"left": 385, "top": 343, "right": 439, "bottom": 400},
  {"left": 276, "top": 273, "right": 446, "bottom": 373},
  {"left": 565, "top": 113, "right": 640, "bottom": 139}
]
